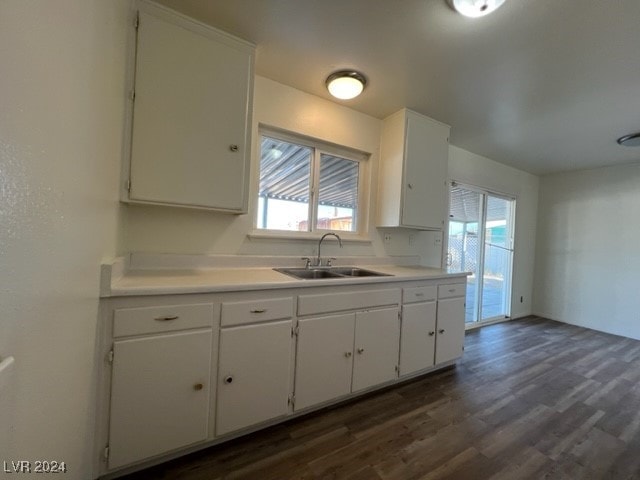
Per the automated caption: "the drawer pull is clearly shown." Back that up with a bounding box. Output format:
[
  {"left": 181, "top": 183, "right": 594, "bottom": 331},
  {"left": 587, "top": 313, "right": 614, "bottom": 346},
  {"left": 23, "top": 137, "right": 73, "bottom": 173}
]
[
  {"left": 250, "top": 309, "right": 267, "bottom": 314},
  {"left": 429, "top": 331, "right": 435, "bottom": 336},
  {"left": 154, "top": 315, "right": 179, "bottom": 322},
  {"left": 439, "top": 329, "right": 445, "bottom": 334},
  {"left": 344, "top": 351, "right": 352, "bottom": 358},
  {"left": 448, "top": 289, "right": 455, "bottom": 293},
  {"left": 415, "top": 293, "right": 424, "bottom": 297},
  {"left": 224, "top": 375, "right": 234, "bottom": 384},
  {"left": 193, "top": 383, "right": 204, "bottom": 391},
  {"left": 357, "top": 347, "right": 365, "bottom": 354}
]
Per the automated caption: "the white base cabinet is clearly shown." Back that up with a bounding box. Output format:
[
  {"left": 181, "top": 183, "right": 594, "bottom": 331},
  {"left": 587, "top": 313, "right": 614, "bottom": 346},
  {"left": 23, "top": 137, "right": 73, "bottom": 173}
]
[
  {"left": 294, "top": 313, "right": 356, "bottom": 411},
  {"left": 435, "top": 297, "right": 466, "bottom": 364},
  {"left": 216, "top": 320, "right": 293, "bottom": 435},
  {"left": 108, "top": 330, "right": 212, "bottom": 470},
  {"left": 99, "top": 278, "right": 466, "bottom": 476},
  {"left": 400, "top": 301, "right": 437, "bottom": 376},
  {"left": 352, "top": 308, "right": 400, "bottom": 392}
]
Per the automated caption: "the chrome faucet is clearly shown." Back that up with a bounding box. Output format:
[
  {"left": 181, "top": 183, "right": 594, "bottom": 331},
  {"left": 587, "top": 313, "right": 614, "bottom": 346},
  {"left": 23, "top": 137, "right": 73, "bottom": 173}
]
[{"left": 316, "top": 232, "right": 342, "bottom": 267}]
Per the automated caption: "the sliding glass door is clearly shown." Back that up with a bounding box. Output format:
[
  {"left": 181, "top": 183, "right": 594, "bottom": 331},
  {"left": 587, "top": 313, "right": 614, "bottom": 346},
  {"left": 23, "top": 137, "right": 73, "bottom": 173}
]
[{"left": 447, "top": 183, "right": 515, "bottom": 324}]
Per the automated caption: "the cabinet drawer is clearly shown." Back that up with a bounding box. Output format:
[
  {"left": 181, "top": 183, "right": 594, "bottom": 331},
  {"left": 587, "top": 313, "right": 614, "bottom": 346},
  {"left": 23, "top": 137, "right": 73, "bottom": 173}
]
[
  {"left": 298, "top": 289, "right": 401, "bottom": 316},
  {"left": 403, "top": 286, "right": 437, "bottom": 304},
  {"left": 113, "top": 303, "right": 213, "bottom": 338},
  {"left": 221, "top": 297, "right": 293, "bottom": 327},
  {"left": 438, "top": 283, "right": 466, "bottom": 299}
]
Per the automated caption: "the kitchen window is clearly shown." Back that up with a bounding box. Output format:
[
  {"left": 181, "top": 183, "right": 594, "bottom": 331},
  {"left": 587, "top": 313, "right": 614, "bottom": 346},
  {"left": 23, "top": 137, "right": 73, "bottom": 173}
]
[{"left": 256, "top": 131, "right": 366, "bottom": 234}]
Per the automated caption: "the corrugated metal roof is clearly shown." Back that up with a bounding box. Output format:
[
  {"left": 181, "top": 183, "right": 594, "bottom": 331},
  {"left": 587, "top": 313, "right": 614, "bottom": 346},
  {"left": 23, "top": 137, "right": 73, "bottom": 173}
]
[{"left": 259, "top": 136, "right": 358, "bottom": 209}]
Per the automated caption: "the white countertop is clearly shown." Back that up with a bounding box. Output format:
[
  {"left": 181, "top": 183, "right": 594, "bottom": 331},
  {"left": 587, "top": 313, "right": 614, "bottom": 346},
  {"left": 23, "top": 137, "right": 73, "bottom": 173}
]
[{"left": 101, "top": 254, "right": 469, "bottom": 297}]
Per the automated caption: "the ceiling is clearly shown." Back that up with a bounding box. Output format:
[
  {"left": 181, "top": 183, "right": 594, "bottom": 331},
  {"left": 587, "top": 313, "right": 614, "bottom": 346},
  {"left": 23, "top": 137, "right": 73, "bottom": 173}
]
[{"left": 155, "top": 0, "right": 640, "bottom": 175}]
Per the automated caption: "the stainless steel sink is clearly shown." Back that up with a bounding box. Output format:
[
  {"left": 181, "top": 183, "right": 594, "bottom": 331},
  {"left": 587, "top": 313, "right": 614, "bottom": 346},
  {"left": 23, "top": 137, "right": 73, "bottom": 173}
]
[
  {"left": 274, "top": 266, "right": 391, "bottom": 280},
  {"left": 328, "top": 267, "right": 391, "bottom": 277}
]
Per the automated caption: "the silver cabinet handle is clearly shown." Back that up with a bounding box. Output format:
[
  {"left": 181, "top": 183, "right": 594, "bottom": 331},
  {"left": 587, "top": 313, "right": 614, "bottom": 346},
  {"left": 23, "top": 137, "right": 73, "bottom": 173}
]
[
  {"left": 250, "top": 309, "right": 267, "bottom": 314},
  {"left": 344, "top": 352, "right": 352, "bottom": 358},
  {"left": 224, "top": 375, "right": 234, "bottom": 384},
  {"left": 229, "top": 144, "right": 239, "bottom": 152},
  {"left": 439, "top": 329, "right": 445, "bottom": 334},
  {"left": 428, "top": 331, "right": 435, "bottom": 336},
  {"left": 357, "top": 348, "right": 365, "bottom": 354},
  {"left": 154, "top": 315, "right": 179, "bottom": 321}
]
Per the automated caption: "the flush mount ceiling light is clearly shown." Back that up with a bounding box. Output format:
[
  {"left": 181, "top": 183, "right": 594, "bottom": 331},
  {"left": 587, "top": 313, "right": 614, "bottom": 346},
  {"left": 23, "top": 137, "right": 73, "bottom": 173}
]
[
  {"left": 326, "top": 71, "right": 367, "bottom": 100},
  {"left": 617, "top": 132, "right": 640, "bottom": 147},
  {"left": 448, "top": 0, "right": 506, "bottom": 18}
]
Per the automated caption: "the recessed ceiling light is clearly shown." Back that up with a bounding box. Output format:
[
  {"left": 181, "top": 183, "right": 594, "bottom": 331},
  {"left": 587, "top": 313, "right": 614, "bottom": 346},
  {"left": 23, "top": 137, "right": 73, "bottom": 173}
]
[
  {"left": 617, "top": 132, "right": 640, "bottom": 147},
  {"left": 326, "top": 71, "right": 367, "bottom": 100},
  {"left": 448, "top": 0, "right": 506, "bottom": 18}
]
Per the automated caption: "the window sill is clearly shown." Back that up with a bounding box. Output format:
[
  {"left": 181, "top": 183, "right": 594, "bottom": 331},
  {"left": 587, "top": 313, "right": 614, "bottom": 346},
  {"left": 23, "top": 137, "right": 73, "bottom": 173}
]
[{"left": 247, "top": 231, "right": 372, "bottom": 244}]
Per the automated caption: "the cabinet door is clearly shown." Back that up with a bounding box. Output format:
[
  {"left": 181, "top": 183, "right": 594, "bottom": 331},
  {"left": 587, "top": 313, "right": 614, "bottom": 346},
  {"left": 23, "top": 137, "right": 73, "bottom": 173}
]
[
  {"left": 400, "top": 301, "right": 437, "bottom": 376},
  {"left": 129, "top": 9, "right": 253, "bottom": 211},
  {"left": 435, "top": 297, "right": 466, "bottom": 364},
  {"left": 216, "top": 321, "right": 292, "bottom": 435},
  {"left": 352, "top": 308, "right": 400, "bottom": 392},
  {"left": 294, "top": 314, "right": 355, "bottom": 411},
  {"left": 401, "top": 111, "right": 449, "bottom": 229},
  {"left": 108, "top": 330, "right": 212, "bottom": 469}
]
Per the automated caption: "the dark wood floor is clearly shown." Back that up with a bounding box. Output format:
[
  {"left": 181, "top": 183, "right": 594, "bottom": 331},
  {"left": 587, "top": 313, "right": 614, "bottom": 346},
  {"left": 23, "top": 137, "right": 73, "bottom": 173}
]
[{"left": 122, "top": 317, "right": 640, "bottom": 480}]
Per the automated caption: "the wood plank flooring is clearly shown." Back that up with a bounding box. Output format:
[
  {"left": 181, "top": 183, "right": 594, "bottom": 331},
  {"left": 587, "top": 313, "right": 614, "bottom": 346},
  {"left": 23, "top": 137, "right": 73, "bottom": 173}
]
[{"left": 121, "top": 317, "right": 640, "bottom": 480}]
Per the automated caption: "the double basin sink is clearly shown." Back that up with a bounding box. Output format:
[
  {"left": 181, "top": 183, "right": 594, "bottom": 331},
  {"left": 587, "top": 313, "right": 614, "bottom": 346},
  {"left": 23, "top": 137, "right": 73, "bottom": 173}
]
[{"left": 274, "top": 266, "right": 392, "bottom": 280}]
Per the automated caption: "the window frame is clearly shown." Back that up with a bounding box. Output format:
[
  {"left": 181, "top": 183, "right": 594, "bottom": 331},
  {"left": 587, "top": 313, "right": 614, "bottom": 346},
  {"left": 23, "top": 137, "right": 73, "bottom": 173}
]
[{"left": 254, "top": 127, "right": 369, "bottom": 239}]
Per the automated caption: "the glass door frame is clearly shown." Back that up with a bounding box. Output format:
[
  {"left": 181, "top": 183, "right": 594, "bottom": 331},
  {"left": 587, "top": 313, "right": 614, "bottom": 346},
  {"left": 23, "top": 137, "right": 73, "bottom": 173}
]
[{"left": 444, "top": 180, "right": 516, "bottom": 325}]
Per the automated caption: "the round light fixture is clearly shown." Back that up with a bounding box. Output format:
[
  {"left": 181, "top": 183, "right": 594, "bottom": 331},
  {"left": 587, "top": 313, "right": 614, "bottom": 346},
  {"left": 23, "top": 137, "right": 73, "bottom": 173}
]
[
  {"left": 326, "top": 71, "right": 367, "bottom": 100},
  {"left": 617, "top": 132, "right": 640, "bottom": 147},
  {"left": 448, "top": 0, "right": 506, "bottom": 18}
]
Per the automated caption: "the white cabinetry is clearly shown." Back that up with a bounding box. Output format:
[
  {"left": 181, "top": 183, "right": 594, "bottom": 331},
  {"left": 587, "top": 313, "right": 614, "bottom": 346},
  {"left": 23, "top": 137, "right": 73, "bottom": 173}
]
[
  {"left": 435, "top": 284, "right": 467, "bottom": 364},
  {"left": 294, "top": 289, "right": 401, "bottom": 411},
  {"left": 377, "top": 108, "right": 450, "bottom": 230},
  {"left": 124, "top": 2, "right": 254, "bottom": 212},
  {"left": 216, "top": 321, "right": 292, "bottom": 435},
  {"left": 107, "top": 304, "right": 214, "bottom": 469},
  {"left": 294, "top": 313, "right": 356, "bottom": 410},
  {"left": 100, "top": 277, "right": 467, "bottom": 475},
  {"left": 216, "top": 297, "right": 293, "bottom": 435},
  {"left": 399, "top": 286, "right": 437, "bottom": 376},
  {"left": 352, "top": 308, "right": 400, "bottom": 392},
  {"left": 295, "top": 307, "right": 400, "bottom": 410}
]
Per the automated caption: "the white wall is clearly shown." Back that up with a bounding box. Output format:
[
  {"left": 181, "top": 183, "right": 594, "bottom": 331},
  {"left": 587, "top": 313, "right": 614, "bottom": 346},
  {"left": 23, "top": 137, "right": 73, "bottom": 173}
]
[
  {"left": 123, "top": 76, "right": 441, "bottom": 264},
  {"left": 533, "top": 163, "right": 640, "bottom": 339},
  {"left": 0, "top": 1, "right": 130, "bottom": 477},
  {"left": 448, "top": 146, "right": 540, "bottom": 319}
]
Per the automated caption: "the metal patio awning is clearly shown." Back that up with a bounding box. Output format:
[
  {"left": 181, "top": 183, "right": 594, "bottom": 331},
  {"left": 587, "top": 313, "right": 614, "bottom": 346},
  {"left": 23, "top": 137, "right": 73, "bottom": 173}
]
[{"left": 259, "top": 137, "right": 358, "bottom": 209}]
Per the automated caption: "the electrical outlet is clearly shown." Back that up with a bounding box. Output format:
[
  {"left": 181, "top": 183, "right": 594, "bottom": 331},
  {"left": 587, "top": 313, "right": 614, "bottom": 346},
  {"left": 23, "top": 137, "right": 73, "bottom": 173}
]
[
  {"left": 434, "top": 235, "right": 442, "bottom": 246},
  {"left": 384, "top": 233, "right": 392, "bottom": 244},
  {"left": 408, "top": 234, "right": 415, "bottom": 246}
]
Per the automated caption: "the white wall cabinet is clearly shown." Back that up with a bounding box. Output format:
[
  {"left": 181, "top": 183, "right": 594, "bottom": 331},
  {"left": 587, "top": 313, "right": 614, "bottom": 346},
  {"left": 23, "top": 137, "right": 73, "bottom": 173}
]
[
  {"left": 108, "top": 330, "right": 212, "bottom": 469},
  {"left": 124, "top": 2, "right": 254, "bottom": 212},
  {"left": 216, "top": 320, "right": 293, "bottom": 435},
  {"left": 377, "top": 108, "right": 450, "bottom": 230}
]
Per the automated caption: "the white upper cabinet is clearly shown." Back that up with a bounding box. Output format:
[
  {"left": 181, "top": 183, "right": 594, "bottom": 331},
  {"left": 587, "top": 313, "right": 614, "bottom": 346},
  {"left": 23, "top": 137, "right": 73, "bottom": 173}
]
[
  {"left": 124, "top": 2, "right": 255, "bottom": 212},
  {"left": 377, "top": 109, "right": 450, "bottom": 230}
]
